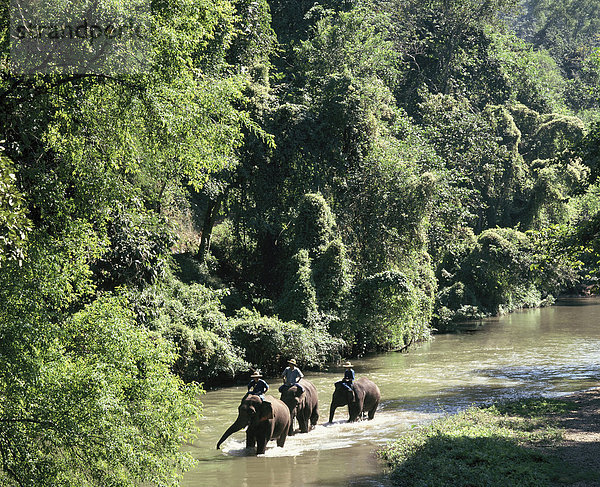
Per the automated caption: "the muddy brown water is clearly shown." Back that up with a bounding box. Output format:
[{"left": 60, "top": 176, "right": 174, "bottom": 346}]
[{"left": 182, "top": 298, "right": 600, "bottom": 487}]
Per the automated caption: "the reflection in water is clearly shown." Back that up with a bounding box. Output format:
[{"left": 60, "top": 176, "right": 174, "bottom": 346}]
[{"left": 182, "top": 298, "right": 600, "bottom": 487}]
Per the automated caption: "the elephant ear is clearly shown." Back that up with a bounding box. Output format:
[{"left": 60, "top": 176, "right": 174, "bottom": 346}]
[{"left": 260, "top": 400, "right": 274, "bottom": 420}]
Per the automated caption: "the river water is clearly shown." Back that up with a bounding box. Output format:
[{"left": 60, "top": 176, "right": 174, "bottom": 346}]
[{"left": 182, "top": 298, "right": 600, "bottom": 487}]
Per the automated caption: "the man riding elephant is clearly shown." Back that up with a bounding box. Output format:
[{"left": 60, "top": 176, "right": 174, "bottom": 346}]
[
  {"left": 279, "top": 377, "right": 319, "bottom": 435},
  {"left": 279, "top": 358, "right": 304, "bottom": 394},
  {"left": 329, "top": 377, "right": 381, "bottom": 423},
  {"left": 246, "top": 370, "right": 269, "bottom": 400},
  {"left": 335, "top": 361, "right": 355, "bottom": 402}
]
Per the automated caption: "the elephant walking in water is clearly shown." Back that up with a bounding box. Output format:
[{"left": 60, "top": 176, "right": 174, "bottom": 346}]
[
  {"left": 279, "top": 378, "right": 319, "bottom": 435},
  {"left": 328, "top": 377, "right": 381, "bottom": 423},
  {"left": 216, "top": 394, "right": 291, "bottom": 454}
]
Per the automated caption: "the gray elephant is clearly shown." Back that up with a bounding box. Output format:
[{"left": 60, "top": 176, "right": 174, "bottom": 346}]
[
  {"left": 328, "top": 377, "right": 381, "bottom": 423},
  {"left": 216, "top": 394, "right": 291, "bottom": 454},
  {"left": 279, "top": 378, "right": 319, "bottom": 435}
]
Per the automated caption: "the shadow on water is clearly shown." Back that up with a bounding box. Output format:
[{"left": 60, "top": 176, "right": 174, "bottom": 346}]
[
  {"left": 303, "top": 475, "right": 393, "bottom": 487},
  {"left": 554, "top": 297, "right": 600, "bottom": 306}
]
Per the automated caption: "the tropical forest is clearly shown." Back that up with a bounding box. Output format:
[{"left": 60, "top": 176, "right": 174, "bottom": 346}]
[{"left": 1, "top": 0, "right": 600, "bottom": 485}]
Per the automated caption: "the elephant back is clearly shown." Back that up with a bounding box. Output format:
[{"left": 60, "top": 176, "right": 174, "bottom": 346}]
[
  {"left": 354, "top": 377, "right": 381, "bottom": 401},
  {"left": 268, "top": 396, "right": 292, "bottom": 418},
  {"left": 280, "top": 378, "right": 317, "bottom": 402},
  {"left": 298, "top": 378, "right": 317, "bottom": 398},
  {"left": 265, "top": 396, "right": 292, "bottom": 433}
]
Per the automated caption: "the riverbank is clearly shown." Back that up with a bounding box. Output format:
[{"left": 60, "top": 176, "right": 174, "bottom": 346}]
[{"left": 379, "top": 387, "right": 600, "bottom": 486}]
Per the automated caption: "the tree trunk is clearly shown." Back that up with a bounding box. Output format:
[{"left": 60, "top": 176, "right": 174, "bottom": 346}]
[{"left": 198, "top": 193, "right": 225, "bottom": 263}]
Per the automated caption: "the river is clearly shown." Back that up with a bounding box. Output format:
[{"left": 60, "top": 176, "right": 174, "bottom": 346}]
[{"left": 182, "top": 298, "right": 600, "bottom": 487}]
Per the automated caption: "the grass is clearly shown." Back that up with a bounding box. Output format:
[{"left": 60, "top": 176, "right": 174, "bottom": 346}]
[{"left": 379, "top": 398, "right": 588, "bottom": 487}]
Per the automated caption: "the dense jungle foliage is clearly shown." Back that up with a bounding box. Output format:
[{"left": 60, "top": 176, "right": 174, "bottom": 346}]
[{"left": 1, "top": 0, "right": 600, "bottom": 484}]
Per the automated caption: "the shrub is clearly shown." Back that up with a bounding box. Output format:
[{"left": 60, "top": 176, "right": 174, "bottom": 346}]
[
  {"left": 435, "top": 227, "right": 569, "bottom": 324},
  {"left": 526, "top": 114, "right": 585, "bottom": 162},
  {"left": 276, "top": 249, "right": 319, "bottom": 324},
  {"left": 163, "top": 324, "right": 248, "bottom": 382},
  {"left": 465, "top": 228, "right": 534, "bottom": 313},
  {"left": 347, "top": 270, "right": 432, "bottom": 353},
  {"left": 94, "top": 202, "right": 175, "bottom": 289},
  {"left": 312, "top": 238, "right": 351, "bottom": 313},
  {"left": 128, "top": 275, "right": 249, "bottom": 382},
  {"left": 292, "top": 193, "right": 336, "bottom": 256},
  {"left": 230, "top": 308, "right": 344, "bottom": 376},
  {"left": 509, "top": 103, "right": 542, "bottom": 142}
]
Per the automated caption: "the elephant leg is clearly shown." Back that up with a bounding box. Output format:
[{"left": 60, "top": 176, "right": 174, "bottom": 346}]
[
  {"left": 299, "top": 409, "right": 310, "bottom": 433},
  {"left": 329, "top": 404, "right": 337, "bottom": 423},
  {"left": 368, "top": 400, "right": 379, "bottom": 420},
  {"left": 310, "top": 407, "right": 319, "bottom": 428},
  {"left": 348, "top": 402, "right": 361, "bottom": 422},
  {"left": 246, "top": 430, "right": 256, "bottom": 449},
  {"left": 277, "top": 427, "right": 288, "bottom": 448},
  {"left": 256, "top": 436, "right": 268, "bottom": 455}
]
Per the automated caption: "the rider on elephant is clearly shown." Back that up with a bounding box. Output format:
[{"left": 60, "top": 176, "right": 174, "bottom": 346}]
[
  {"left": 279, "top": 359, "right": 304, "bottom": 394},
  {"left": 335, "top": 361, "right": 355, "bottom": 402},
  {"left": 247, "top": 370, "right": 269, "bottom": 400}
]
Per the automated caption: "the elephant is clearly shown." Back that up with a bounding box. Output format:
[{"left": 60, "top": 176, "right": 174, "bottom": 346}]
[
  {"left": 279, "top": 378, "right": 319, "bottom": 435},
  {"left": 328, "top": 377, "right": 381, "bottom": 423},
  {"left": 216, "top": 394, "right": 291, "bottom": 455}
]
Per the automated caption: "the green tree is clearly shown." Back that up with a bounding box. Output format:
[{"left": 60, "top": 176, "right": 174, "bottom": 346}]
[
  {"left": 0, "top": 0, "right": 259, "bottom": 482},
  {"left": 291, "top": 193, "right": 336, "bottom": 256},
  {"left": 384, "top": 0, "right": 517, "bottom": 112},
  {"left": 420, "top": 93, "right": 529, "bottom": 231},
  {"left": 276, "top": 249, "right": 318, "bottom": 324},
  {"left": 346, "top": 270, "right": 432, "bottom": 353},
  {"left": 312, "top": 238, "right": 351, "bottom": 313},
  {"left": 489, "top": 32, "right": 566, "bottom": 113},
  {"left": 0, "top": 152, "right": 30, "bottom": 267},
  {"left": 579, "top": 120, "right": 600, "bottom": 183},
  {"left": 0, "top": 230, "right": 201, "bottom": 486}
]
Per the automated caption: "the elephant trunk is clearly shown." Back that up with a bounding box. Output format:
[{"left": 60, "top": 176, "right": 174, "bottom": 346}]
[{"left": 216, "top": 419, "right": 246, "bottom": 449}]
